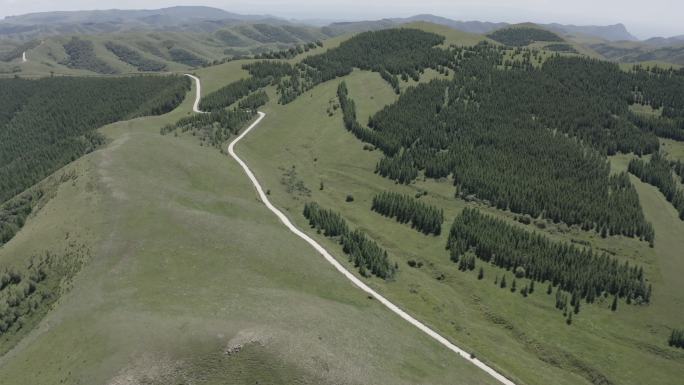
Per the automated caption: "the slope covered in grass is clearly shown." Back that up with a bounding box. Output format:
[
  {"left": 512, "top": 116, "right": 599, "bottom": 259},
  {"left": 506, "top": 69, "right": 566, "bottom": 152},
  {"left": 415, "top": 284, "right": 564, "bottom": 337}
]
[
  {"left": 239, "top": 65, "right": 684, "bottom": 385},
  {"left": 0, "top": 68, "right": 498, "bottom": 385}
]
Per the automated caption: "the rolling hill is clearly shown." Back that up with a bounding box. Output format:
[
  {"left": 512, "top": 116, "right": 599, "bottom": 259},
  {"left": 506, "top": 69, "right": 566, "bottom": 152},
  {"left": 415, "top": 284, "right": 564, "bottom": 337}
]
[
  {"left": 0, "top": 6, "right": 273, "bottom": 38},
  {"left": 321, "top": 14, "right": 638, "bottom": 42},
  {"left": 0, "top": 17, "right": 683, "bottom": 385}
]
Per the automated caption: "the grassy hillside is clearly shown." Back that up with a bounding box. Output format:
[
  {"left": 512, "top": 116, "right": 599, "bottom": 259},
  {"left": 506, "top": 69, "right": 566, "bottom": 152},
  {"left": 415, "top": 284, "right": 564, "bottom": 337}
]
[
  {"left": 0, "top": 23, "right": 329, "bottom": 77},
  {"left": 236, "top": 64, "right": 684, "bottom": 385},
  {"left": 0, "top": 61, "right": 500, "bottom": 385},
  {"left": 2, "top": 21, "right": 684, "bottom": 385}
]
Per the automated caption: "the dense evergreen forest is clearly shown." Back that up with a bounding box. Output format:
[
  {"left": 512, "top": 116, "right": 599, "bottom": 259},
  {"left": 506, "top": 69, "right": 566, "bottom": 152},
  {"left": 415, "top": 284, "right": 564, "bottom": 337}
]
[
  {"left": 631, "top": 65, "right": 684, "bottom": 119},
  {"left": 254, "top": 41, "right": 322, "bottom": 60},
  {"left": 104, "top": 41, "right": 167, "bottom": 72},
  {"left": 628, "top": 152, "right": 684, "bottom": 219},
  {"left": 215, "top": 30, "right": 684, "bottom": 245},
  {"left": 447, "top": 208, "right": 651, "bottom": 310},
  {"left": 62, "top": 37, "right": 117, "bottom": 74},
  {"left": 199, "top": 77, "right": 271, "bottom": 111},
  {"left": 629, "top": 66, "right": 684, "bottom": 140},
  {"left": 271, "top": 29, "right": 450, "bottom": 103},
  {"left": 371, "top": 191, "right": 444, "bottom": 235},
  {"left": 168, "top": 47, "right": 207, "bottom": 67},
  {"left": 544, "top": 43, "right": 577, "bottom": 53},
  {"left": 672, "top": 160, "right": 684, "bottom": 180},
  {"left": 628, "top": 112, "right": 684, "bottom": 141},
  {"left": 669, "top": 329, "right": 684, "bottom": 348},
  {"left": 238, "top": 90, "right": 269, "bottom": 110},
  {"left": 487, "top": 27, "right": 564, "bottom": 46},
  {"left": 326, "top": 36, "right": 673, "bottom": 241},
  {"left": 303, "top": 202, "right": 395, "bottom": 279},
  {"left": 0, "top": 75, "right": 190, "bottom": 205}
]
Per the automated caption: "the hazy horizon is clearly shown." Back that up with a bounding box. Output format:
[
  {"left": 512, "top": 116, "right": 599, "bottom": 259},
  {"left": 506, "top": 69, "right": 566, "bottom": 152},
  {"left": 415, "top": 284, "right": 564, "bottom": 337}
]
[{"left": 0, "top": 0, "right": 682, "bottom": 39}]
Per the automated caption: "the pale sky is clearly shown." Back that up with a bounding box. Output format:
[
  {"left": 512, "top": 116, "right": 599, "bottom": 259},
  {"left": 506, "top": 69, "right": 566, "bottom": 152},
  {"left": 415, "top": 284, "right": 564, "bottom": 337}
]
[{"left": 0, "top": 0, "right": 682, "bottom": 39}]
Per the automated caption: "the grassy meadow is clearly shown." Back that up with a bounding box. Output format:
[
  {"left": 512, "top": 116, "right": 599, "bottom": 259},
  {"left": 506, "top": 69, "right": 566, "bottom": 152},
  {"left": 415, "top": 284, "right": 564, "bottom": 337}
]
[
  {"left": 0, "top": 72, "right": 498, "bottom": 385},
  {"left": 1, "top": 21, "right": 683, "bottom": 385},
  {"left": 237, "top": 68, "right": 684, "bottom": 385}
]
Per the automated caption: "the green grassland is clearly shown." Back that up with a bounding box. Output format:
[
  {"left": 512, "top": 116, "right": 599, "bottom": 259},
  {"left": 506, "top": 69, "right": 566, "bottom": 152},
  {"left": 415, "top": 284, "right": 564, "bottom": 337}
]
[
  {"left": 0, "top": 73, "right": 499, "bottom": 385},
  {"left": 237, "top": 68, "right": 684, "bottom": 385},
  {"left": 2, "top": 21, "right": 684, "bottom": 385}
]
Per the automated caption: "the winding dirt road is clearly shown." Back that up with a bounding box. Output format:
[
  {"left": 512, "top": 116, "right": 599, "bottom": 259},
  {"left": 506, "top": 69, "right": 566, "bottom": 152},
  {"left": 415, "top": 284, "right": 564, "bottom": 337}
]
[
  {"left": 185, "top": 74, "right": 517, "bottom": 385},
  {"left": 184, "top": 74, "right": 204, "bottom": 113}
]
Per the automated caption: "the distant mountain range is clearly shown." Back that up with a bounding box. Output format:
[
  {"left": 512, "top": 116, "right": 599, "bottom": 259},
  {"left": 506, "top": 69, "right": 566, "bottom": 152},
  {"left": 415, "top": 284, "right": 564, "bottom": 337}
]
[
  {"left": 323, "top": 14, "right": 639, "bottom": 42},
  {"left": 643, "top": 35, "right": 684, "bottom": 47},
  {"left": 4, "top": 4, "right": 684, "bottom": 61},
  {"left": 0, "top": 6, "right": 668, "bottom": 42},
  {"left": 0, "top": 6, "right": 281, "bottom": 37}
]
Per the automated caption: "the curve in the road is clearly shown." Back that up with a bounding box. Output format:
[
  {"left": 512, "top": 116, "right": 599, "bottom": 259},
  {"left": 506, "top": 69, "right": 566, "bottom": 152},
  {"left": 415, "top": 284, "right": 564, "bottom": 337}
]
[
  {"left": 185, "top": 74, "right": 517, "bottom": 385},
  {"left": 184, "top": 74, "right": 204, "bottom": 113}
]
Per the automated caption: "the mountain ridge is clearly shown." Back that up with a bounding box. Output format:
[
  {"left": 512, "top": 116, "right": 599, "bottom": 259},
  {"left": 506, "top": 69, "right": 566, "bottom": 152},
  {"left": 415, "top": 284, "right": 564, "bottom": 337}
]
[{"left": 0, "top": 7, "right": 656, "bottom": 42}]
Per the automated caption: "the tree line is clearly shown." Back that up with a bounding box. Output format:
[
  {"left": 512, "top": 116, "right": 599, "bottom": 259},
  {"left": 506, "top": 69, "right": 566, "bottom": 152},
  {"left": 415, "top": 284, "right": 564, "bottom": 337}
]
[
  {"left": 0, "top": 75, "right": 190, "bottom": 205},
  {"left": 487, "top": 27, "right": 564, "bottom": 46},
  {"left": 168, "top": 47, "right": 207, "bottom": 68},
  {"left": 628, "top": 152, "right": 684, "bottom": 220},
  {"left": 371, "top": 191, "right": 444, "bottom": 235},
  {"left": 447, "top": 208, "right": 651, "bottom": 310},
  {"left": 630, "top": 65, "right": 684, "bottom": 120},
  {"left": 243, "top": 61, "right": 296, "bottom": 79},
  {"left": 199, "top": 76, "right": 271, "bottom": 112},
  {"left": 254, "top": 41, "right": 323, "bottom": 60},
  {"left": 669, "top": 329, "right": 684, "bottom": 349},
  {"left": 238, "top": 90, "right": 269, "bottom": 110},
  {"left": 104, "top": 41, "right": 167, "bottom": 72},
  {"left": 303, "top": 202, "right": 396, "bottom": 279},
  {"left": 162, "top": 108, "right": 256, "bottom": 148},
  {"left": 273, "top": 29, "right": 451, "bottom": 104},
  {"left": 628, "top": 112, "right": 684, "bottom": 142},
  {"left": 336, "top": 82, "right": 397, "bottom": 155},
  {"left": 62, "top": 37, "right": 117, "bottom": 74}
]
